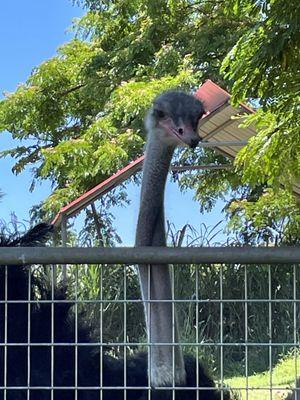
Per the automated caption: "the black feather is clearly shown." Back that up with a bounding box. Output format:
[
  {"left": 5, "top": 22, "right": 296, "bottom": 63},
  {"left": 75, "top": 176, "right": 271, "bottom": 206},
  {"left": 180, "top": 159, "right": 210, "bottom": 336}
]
[{"left": 0, "top": 224, "right": 228, "bottom": 400}]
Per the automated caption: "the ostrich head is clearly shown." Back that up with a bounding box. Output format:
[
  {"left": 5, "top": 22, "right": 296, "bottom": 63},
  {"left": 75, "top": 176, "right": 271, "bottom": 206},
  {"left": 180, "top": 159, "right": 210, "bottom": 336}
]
[{"left": 145, "top": 91, "right": 205, "bottom": 149}]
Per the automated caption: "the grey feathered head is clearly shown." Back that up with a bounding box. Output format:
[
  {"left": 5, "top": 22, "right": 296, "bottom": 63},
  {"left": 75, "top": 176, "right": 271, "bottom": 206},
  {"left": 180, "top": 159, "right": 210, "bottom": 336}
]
[{"left": 146, "top": 91, "right": 205, "bottom": 148}]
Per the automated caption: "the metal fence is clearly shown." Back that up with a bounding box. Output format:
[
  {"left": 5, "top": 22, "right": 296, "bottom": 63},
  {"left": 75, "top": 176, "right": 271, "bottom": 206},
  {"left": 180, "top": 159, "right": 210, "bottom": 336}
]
[{"left": 1, "top": 246, "right": 300, "bottom": 400}]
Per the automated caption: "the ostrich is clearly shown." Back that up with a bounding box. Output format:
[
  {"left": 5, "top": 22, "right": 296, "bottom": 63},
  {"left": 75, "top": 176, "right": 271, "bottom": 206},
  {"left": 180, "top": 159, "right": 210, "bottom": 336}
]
[
  {"left": 136, "top": 91, "right": 208, "bottom": 389},
  {"left": 0, "top": 223, "right": 227, "bottom": 400}
]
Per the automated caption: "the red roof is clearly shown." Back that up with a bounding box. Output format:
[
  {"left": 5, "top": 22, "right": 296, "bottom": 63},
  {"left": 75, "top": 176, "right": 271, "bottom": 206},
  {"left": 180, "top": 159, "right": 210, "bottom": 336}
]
[
  {"left": 52, "top": 156, "right": 144, "bottom": 226},
  {"left": 195, "top": 79, "right": 230, "bottom": 114}
]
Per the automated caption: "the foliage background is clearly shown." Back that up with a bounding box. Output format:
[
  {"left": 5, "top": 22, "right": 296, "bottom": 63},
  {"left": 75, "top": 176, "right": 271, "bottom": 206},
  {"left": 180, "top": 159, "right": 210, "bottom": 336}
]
[
  {"left": 0, "top": 0, "right": 300, "bottom": 383},
  {"left": 1, "top": 0, "right": 299, "bottom": 245}
]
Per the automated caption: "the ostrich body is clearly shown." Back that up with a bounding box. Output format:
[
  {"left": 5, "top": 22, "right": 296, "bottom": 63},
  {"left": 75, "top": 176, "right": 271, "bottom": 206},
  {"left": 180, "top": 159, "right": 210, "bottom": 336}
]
[
  {"left": 0, "top": 223, "right": 226, "bottom": 400},
  {"left": 135, "top": 91, "right": 205, "bottom": 387}
]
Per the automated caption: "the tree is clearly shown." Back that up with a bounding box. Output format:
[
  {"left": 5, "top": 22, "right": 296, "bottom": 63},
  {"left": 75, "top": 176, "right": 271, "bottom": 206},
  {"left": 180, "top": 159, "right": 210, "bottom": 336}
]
[
  {"left": 175, "top": 0, "right": 300, "bottom": 245},
  {"left": 2, "top": 0, "right": 298, "bottom": 244},
  {"left": 0, "top": 0, "right": 255, "bottom": 228},
  {"left": 222, "top": 0, "right": 300, "bottom": 186},
  {"left": 219, "top": 0, "right": 300, "bottom": 243}
]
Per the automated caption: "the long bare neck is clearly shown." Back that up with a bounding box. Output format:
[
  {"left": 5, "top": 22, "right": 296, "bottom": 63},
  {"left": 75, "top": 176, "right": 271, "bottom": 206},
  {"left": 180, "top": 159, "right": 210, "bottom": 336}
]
[
  {"left": 136, "top": 133, "right": 173, "bottom": 247},
  {"left": 136, "top": 129, "right": 186, "bottom": 387}
]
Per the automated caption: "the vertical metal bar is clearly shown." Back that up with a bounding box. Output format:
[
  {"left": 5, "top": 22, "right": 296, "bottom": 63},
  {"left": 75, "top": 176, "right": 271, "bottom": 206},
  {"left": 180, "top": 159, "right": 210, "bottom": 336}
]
[
  {"left": 220, "top": 265, "right": 224, "bottom": 400},
  {"left": 51, "top": 264, "right": 55, "bottom": 400},
  {"left": 75, "top": 265, "right": 78, "bottom": 400},
  {"left": 293, "top": 264, "right": 298, "bottom": 400},
  {"left": 244, "top": 265, "right": 249, "bottom": 400},
  {"left": 4, "top": 266, "right": 8, "bottom": 400},
  {"left": 171, "top": 263, "right": 175, "bottom": 400},
  {"left": 27, "top": 268, "right": 31, "bottom": 400},
  {"left": 195, "top": 264, "right": 199, "bottom": 400},
  {"left": 123, "top": 264, "right": 127, "bottom": 400},
  {"left": 148, "top": 264, "right": 151, "bottom": 400},
  {"left": 100, "top": 264, "right": 103, "bottom": 400},
  {"left": 268, "top": 265, "right": 272, "bottom": 400}
]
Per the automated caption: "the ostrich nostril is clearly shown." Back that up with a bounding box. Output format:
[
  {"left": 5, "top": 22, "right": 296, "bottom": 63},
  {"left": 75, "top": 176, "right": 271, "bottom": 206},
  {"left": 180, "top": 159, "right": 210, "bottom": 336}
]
[{"left": 178, "top": 127, "right": 184, "bottom": 135}]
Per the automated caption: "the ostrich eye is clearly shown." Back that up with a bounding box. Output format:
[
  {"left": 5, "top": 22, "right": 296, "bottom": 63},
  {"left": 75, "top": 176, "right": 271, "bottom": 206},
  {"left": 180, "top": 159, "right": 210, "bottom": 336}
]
[{"left": 155, "top": 109, "right": 166, "bottom": 119}]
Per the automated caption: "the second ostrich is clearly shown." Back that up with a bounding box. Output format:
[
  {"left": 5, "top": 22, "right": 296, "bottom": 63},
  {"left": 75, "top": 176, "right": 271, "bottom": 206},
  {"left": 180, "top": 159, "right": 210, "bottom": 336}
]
[
  {"left": 1, "top": 224, "right": 226, "bottom": 399},
  {"left": 136, "top": 91, "right": 205, "bottom": 388}
]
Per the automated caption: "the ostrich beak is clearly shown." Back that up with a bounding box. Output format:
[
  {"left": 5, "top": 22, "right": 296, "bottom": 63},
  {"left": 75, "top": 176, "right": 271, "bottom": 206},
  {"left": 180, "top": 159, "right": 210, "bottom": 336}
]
[
  {"left": 159, "top": 118, "right": 200, "bottom": 148},
  {"left": 171, "top": 123, "right": 200, "bottom": 149},
  {"left": 189, "top": 137, "right": 200, "bottom": 149}
]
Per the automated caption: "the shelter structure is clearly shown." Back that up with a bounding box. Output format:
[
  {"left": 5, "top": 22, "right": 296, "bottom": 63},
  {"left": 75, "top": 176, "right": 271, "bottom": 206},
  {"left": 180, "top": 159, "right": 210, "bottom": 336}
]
[{"left": 52, "top": 80, "right": 300, "bottom": 242}]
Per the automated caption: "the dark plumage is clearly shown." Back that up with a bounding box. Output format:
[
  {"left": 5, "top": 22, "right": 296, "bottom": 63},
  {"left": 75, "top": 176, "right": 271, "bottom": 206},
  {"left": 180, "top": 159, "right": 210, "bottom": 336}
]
[{"left": 0, "top": 223, "right": 228, "bottom": 399}]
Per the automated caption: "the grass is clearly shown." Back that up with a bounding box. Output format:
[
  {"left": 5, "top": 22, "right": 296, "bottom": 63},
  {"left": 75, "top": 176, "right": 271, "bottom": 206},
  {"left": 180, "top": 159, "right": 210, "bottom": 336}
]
[{"left": 226, "top": 354, "right": 299, "bottom": 400}]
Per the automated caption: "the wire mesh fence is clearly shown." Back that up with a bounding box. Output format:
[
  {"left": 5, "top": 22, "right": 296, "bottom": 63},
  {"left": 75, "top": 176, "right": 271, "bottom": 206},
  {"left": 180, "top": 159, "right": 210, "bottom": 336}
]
[{"left": 0, "top": 247, "right": 300, "bottom": 400}]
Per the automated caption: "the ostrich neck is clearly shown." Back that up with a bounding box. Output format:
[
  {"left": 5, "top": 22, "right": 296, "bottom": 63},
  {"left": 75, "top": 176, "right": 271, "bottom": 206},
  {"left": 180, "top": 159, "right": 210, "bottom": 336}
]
[
  {"left": 136, "top": 132, "right": 186, "bottom": 387},
  {"left": 136, "top": 134, "right": 173, "bottom": 247}
]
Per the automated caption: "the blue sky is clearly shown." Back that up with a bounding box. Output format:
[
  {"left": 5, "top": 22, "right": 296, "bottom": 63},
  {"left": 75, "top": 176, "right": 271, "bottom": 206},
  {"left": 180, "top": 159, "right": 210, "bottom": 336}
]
[
  {"left": 0, "top": 0, "right": 83, "bottom": 224},
  {"left": 0, "top": 1, "right": 226, "bottom": 244}
]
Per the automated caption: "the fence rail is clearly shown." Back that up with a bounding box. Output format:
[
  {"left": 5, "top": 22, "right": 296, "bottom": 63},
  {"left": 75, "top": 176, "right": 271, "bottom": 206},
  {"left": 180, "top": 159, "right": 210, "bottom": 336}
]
[{"left": 1, "top": 246, "right": 300, "bottom": 265}]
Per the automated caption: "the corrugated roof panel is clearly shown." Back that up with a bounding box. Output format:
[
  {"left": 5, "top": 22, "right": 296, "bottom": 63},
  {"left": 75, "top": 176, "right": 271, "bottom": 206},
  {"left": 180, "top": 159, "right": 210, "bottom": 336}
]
[
  {"left": 201, "top": 114, "right": 237, "bottom": 141},
  {"left": 234, "top": 127, "right": 256, "bottom": 139},
  {"left": 199, "top": 121, "right": 218, "bottom": 135},
  {"left": 222, "top": 125, "right": 251, "bottom": 141},
  {"left": 218, "top": 147, "right": 237, "bottom": 158},
  {"left": 200, "top": 108, "right": 242, "bottom": 132},
  {"left": 200, "top": 104, "right": 253, "bottom": 159},
  {"left": 204, "top": 109, "right": 235, "bottom": 127},
  {"left": 214, "top": 130, "right": 244, "bottom": 144},
  {"left": 212, "top": 105, "right": 247, "bottom": 122},
  {"left": 224, "top": 118, "right": 257, "bottom": 136}
]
